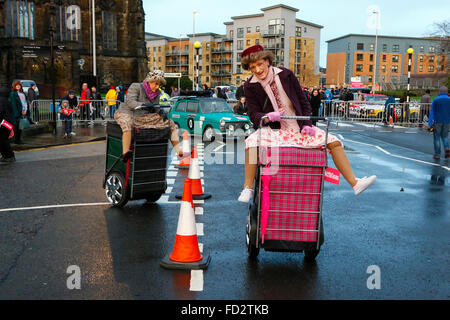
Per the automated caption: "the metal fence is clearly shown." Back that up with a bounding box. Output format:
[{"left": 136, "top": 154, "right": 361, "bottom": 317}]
[{"left": 320, "top": 100, "right": 432, "bottom": 126}]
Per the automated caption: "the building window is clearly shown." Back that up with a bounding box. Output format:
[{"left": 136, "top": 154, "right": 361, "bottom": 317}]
[
  {"left": 429, "top": 46, "right": 435, "bottom": 53},
  {"left": 370, "top": 54, "right": 374, "bottom": 62},
  {"left": 428, "top": 65, "right": 434, "bottom": 72},
  {"left": 419, "top": 55, "right": 424, "bottom": 62},
  {"left": 429, "top": 56, "right": 435, "bottom": 62},
  {"left": 304, "top": 27, "right": 307, "bottom": 33},
  {"left": 295, "top": 27, "right": 302, "bottom": 37},
  {"left": 420, "top": 46, "right": 424, "bottom": 53},
  {"left": 246, "top": 39, "right": 251, "bottom": 46},
  {"left": 357, "top": 54, "right": 364, "bottom": 61},
  {"left": 368, "top": 76, "right": 373, "bottom": 82},
  {"left": 393, "top": 44, "right": 400, "bottom": 52},
  {"left": 247, "top": 27, "right": 251, "bottom": 33},
  {"left": 230, "top": 30, "right": 234, "bottom": 38},
  {"left": 369, "top": 65, "right": 373, "bottom": 72},
  {"left": 237, "top": 28, "right": 244, "bottom": 38},
  {"left": 255, "top": 39, "right": 259, "bottom": 45},
  {"left": 392, "top": 65, "right": 398, "bottom": 73},
  {"left": 256, "top": 26, "right": 260, "bottom": 32},
  {"left": 419, "top": 65, "right": 423, "bottom": 72},
  {"left": 382, "top": 44, "right": 387, "bottom": 51},
  {"left": 382, "top": 54, "right": 387, "bottom": 62},
  {"left": 206, "top": 65, "right": 209, "bottom": 73},
  {"left": 55, "top": 4, "right": 81, "bottom": 42},
  {"left": 295, "top": 39, "right": 301, "bottom": 50},
  {"left": 356, "top": 64, "right": 363, "bottom": 72},
  {"left": 392, "top": 55, "right": 399, "bottom": 62},
  {"left": 5, "top": 0, "right": 35, "bottom": 39},
  {"left": 304, "top": 52, "right": 306, "bottom": 58},
  {"left": 381, "top": 65, "right": 386, "bottom": 72},
  {"left": 102, "top": 11, "right": 117, "bottom": 50},
  {"left": 357, "top": 43, "right": 364, "bottom": 50},
  {"left": 370, "top": 43, "right": 374, "bottom": 51},
  {"left": 237, "top": 40, "right": 243, "bottom": 50}
]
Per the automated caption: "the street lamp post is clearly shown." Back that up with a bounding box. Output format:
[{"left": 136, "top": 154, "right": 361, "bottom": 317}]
[
  {"left": 179, "top": 34, "right": 183, "bottom": 91},
  {"left": 192, "top": 11, "right": 199, "bottom": 90},
  {"left": 49, "top": 2, "right": 57, "bottom": 135},
  {"left": 372, "top": 9, "right": 379, "bottom": 93},
  {"left": 406, "top": 48, "right": 414, "bottom": 123},
  {"left": 194, "top": 41, "right": 202, "bottom": 91}
]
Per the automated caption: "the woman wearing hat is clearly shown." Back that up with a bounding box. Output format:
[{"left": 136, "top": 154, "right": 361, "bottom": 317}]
[
  {"left": 114, "top": 70, "right": 183, "bottom": 160},
  {"left": 238, "top": 45, "right": 377, "bottom": 202},
  {"left": 105, "top": 85, "right": 118, "bottom": 118}
]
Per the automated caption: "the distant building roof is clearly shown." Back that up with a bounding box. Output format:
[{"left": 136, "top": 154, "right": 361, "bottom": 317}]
[
  {"left": 326, "top": 33, "right": 442, "bottom": 43},
  {"left": 231, "top": 13, "right": 264, "bottom": 20},
  {"left": 296, "top": 19, "right": 323, "bottom": 29},
  {"left": 261, "top": 4, "right": 299, "bottom": 12}
]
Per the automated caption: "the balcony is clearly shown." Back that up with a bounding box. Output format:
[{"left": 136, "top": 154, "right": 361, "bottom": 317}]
[
  {"left": 264, "top": 43, "right": 284, "bottom": 50},
  {"left": 211, "top": 59, "right": 232, "bottom": 65},
  {"left": 165, "top": 50, "right": 189, "bottom": 56},
  {"left": 261, "top": 30, "right": 285, "bottom": 38},
  {"left": 166, "top": 60, "right": 189, "bottom": 67},
  {"left": 212, "top": 47, "right": 233, "bottom": 53},
  {"left": 211, "top": 71, "right": 232, "bottom": 77}
]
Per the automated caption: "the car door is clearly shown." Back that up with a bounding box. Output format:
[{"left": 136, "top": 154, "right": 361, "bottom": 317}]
[
  {"left": 171, "top": 100, "right": 186, "bottom": 129},
  {"left": 186, "top": 100, "right": 201, "bottom": 134}
]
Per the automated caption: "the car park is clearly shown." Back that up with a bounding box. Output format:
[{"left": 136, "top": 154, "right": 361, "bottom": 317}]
[{"left": 169, "top": 96, "right": 253, "bottom": 141}]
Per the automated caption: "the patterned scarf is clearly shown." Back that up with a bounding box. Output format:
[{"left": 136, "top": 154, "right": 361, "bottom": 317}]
[
  {"left": 254, "top": 66, "right": 281, "bottom": 112},
  {"left": 143, "top": 81, "right": 159, "bottom": 102}
]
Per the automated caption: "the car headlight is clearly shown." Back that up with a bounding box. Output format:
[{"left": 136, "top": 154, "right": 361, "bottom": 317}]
[
  {"left": 244, "top": 123, "right": 250, "bottom": 130},
  {"left": 229, "top": 125, "right": 234, "bottom": 131}
]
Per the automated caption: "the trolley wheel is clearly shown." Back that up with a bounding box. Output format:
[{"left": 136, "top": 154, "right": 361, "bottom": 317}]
[
  {"left": 246, "top": 203, "right": 260, "bottom": 259},
  {"left": 304, "top": 248, "right": 320, "bottom": 261},
  {"left": 146, "top": 192, "right": 164, "bottom": 203},
  {"left": 105, "top": 170, "right": 129, "bottom": 208}
]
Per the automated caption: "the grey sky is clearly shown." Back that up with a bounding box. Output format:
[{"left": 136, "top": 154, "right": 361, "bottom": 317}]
[{"left": 144, "top": 0, "right": 450, "bottom": 68}]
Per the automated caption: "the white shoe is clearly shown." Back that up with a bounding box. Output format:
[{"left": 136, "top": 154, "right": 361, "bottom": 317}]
[
  {"left": 70, "top": 132, "right": 76, "bottom": 136},
  {"left": 238, "top": 187, "right": 254, "bottom": 203},
  {"left": 353, "top": 176, "right": 377, "bottom": 195}
]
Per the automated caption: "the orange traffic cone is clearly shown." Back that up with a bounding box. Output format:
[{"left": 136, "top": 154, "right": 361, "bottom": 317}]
[
  {"left": 160, "top": 179, "right": 210, "bottom": 270},
  {"left": 389, "top": 116, "right": 394, "bottom": 126},
  {"left": 176, "top": 130, "right": 191, "bottom": 169},
  {"left": 176, "top": 145, "right": 212, "bottom": 200}
]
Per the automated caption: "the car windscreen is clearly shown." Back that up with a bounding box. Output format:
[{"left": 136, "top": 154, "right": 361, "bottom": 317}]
[
  {"left": 200, "top": 100, "right": 232, "bottom": 113},
  {"left": 226, "top": 92, "right": 236, "bottom": 100},
  {"left": 21, "top": 81, "right": 35, "bottom": 87},
  {"left": 364, "top": 96, "right": 387, "bottom": 102}
]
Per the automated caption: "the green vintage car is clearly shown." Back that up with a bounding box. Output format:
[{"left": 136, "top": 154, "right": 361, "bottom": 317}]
[{"left": 169, "top": 97, "right": 253, "bottom": 141}]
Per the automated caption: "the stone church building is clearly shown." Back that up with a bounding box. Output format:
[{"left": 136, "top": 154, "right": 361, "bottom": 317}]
[{"left": 0, "top": 0, "right": 148, "bottom": 96}]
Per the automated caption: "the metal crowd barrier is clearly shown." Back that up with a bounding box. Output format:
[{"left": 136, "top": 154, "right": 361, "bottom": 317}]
[{"left": 320, "top": 100, "right": 432, "bottom": 126}]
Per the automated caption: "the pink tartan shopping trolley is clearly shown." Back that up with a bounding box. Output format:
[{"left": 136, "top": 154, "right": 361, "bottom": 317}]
[{"left": 246, "top": 116, "right": 330, "bottom": 261}]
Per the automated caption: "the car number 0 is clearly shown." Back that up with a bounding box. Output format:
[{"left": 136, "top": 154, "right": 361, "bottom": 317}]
[{"left": 188, "top": 118, "right": 194, "bottom": 130}]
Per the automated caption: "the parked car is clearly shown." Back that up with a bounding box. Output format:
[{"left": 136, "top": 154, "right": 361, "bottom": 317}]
[
  {"left": 354, "top": 94, "right": 388, "bottom": 118},
  {"left": 169, "top": 96, "right": 253, "bottom": 142},
  {"left": 12, "top": 79, "right": 39, "bottom": 97}
]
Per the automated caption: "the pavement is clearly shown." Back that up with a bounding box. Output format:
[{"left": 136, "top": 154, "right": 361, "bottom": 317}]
[
  {"left": 0, "top": 123, "right": 449, "bottom": 300},
  {"left": 11, "top": 122, "right": 107, "bottom": 152}
]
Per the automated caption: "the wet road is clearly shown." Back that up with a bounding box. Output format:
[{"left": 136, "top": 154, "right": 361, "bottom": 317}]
[{"left": 0, "top": 125, "right": 449, "bottom": 300}]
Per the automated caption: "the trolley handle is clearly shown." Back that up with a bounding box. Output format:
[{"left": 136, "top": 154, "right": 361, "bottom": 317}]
[{"left": 260, "top": 115, "right": 329, "bottom": 127}]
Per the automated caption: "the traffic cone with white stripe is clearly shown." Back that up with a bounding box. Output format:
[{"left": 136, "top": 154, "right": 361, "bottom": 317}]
[
  {"left": 176, "top": 145, "right": 212, "bottom": 200},
  {"left": 176, "top": 131, "right": 191, "bottom": 169},
  {"left": 160, "top": 179, "right": 210, "bottom": 270}
]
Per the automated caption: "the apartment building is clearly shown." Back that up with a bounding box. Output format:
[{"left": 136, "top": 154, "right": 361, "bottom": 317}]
[
  {"left": 326, "top": 34, "right": 448, "bottom": 90},
  {"left": 145, "top": 4, "right": 323, "bottom": 88}
]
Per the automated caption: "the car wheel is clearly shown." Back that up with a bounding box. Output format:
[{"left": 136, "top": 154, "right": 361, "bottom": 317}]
[
  {"left": 105, "top": 170, "right": 129, "bottom": 208},
  {"left": 202, "top": 126, "right": 215, "bottom": 142}
]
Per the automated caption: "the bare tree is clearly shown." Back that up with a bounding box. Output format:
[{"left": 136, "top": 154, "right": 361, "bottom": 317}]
[{"left": 430, "top": 20, "right": 450, "bottom": 84}]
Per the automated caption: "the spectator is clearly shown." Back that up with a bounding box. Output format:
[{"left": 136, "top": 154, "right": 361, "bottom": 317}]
[
  {"left": 117, "top": 86, "right": 125, "bottom": 104},
  {"left": 79, "top": 83, "right": 91, "bottom": 122},
  {"left": 0, "top": 87, "right": 15, "bottom": 162},
  {"left": 202, "top": 84, "right": 209, "bottom": 92},
  {"left": 90, "top": 86, "right": 104, "bottom": 123},
  {"left": 171, "top": 86, "right": 180, "bottom": 97},
  {"left": 346, "top": 89, "right": 354, "bottom": 101},
  {"left": 60, "top": 99, "right": 75, "bottom": 138},
  {"left": 384, "top": 95, "right": 396, "bottom": 125},
  {"left": 105, "top": 86, "right": 118, "bottom": 119},
  {"left": 428, "top": 86, "right": 450, "bottom": 159},
  {"left": 420, "top": 89, "right": 432, "bottom": 123},
  {"left": 234, "top": 96, "right": 248, "bottom": 115},
  {"left": 27, "top": 83, "right": 39, "bottom": 123},
  {"left": 59, "top": 90, "right": 78, "bottom": 136},
  {"left": 9, "top": 81, "right": 28, "bottom": 144},
  {"left": 356, "top": 90, "right": 364, "bottom": 102},
  {"left": 309, "top": 88, "right": 321, "bottom": 125},
  {"left": 236, "top": 80, "right": 246, "bottom": 101}
]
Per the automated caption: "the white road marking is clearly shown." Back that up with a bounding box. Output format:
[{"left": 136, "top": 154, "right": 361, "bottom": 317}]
[
  {"left": 167, "top": 179, "right": 176, "bottom": 185},
  {"left": 0, "top": 202, "right": 109, "bottom": 213},
  {"left": 193, "top": 200, "right": 204, "bottom": 204},
  {"left": 165, "top": 187, "right": 173, "bottom": 194},
  {"left": 190, "top": 270, "right": 204, "bottom": 292},
  {"left": 167, "top": 171, "right": 178, "bottom": 177},
  {"left": 345, "top": 138, "right": 450, "bottom": 172},
  {"left": 196, "top": 223, "right": 204, "bottom": 236},
  {"left": 195, "top": 207, "right": 203, "bottom": 215}
]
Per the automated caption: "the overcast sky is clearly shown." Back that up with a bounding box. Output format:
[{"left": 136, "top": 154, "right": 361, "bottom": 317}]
[{"left": 144, "top": 0, "right": 450, "bottom": 68}]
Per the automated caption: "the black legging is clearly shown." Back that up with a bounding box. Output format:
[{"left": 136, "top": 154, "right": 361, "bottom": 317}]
[{"left": 0, "top": 128, "right": 14, "bottom": 158}]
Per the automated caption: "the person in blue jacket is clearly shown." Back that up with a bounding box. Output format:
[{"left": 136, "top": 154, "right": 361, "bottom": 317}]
[
  {"left": 428, "top": 86, "right": 450, "bottom": 159},
  {"left": 384, "top": 95, "right": 396, "bottom": 125}
]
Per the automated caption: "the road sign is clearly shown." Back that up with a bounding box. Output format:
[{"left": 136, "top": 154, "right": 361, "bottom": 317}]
[{"left": 165, "top": 73, "right": 182, "bottom": 78}]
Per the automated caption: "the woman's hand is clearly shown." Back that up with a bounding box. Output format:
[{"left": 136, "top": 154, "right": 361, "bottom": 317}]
[
  {"left": 301, "top": 126, "right": 316, "bottom": 137},
  {"left": 266, "top": 110, "right": 285, "bottom": 123}
]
